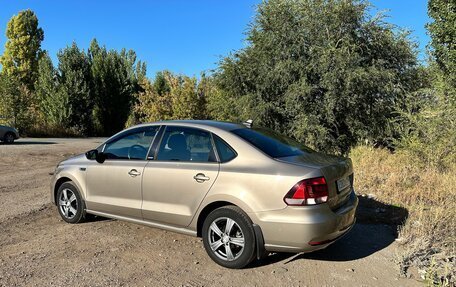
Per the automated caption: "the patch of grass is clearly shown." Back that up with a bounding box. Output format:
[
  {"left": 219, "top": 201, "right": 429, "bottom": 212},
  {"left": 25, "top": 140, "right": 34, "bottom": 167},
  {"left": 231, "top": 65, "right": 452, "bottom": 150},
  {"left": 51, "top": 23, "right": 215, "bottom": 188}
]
[
  {"left": 350, "top": 146, "right": 455, "bottom": 286},
  {"left": 25, "top": 124, "right": 82, "bottom": 138}
]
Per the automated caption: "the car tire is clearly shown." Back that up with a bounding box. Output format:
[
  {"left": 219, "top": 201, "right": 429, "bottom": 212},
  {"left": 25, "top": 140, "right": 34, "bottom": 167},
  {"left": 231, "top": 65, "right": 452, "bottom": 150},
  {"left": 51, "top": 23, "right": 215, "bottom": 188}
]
[
  {"left": 56, "top": 182, "right": 87, "bottom": 224},
  {"left": 4, "top": 132, "right": 15, "bottom": 144},
  {"left": 202, "top": 205, "right": 256, "bottom": 269}
]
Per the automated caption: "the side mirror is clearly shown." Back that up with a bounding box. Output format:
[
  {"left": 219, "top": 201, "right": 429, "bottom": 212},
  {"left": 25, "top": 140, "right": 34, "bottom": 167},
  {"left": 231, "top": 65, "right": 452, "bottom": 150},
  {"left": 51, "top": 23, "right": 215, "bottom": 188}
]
[{"left": 85, "top": 149, "right": 106, "bottom": 164}]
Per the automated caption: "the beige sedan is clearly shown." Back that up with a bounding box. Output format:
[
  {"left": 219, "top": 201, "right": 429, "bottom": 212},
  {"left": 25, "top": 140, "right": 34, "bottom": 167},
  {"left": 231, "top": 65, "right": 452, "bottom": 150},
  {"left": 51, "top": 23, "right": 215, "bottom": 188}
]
[{"left": 50, "top": 120, "right": 358, "bottom": 268}]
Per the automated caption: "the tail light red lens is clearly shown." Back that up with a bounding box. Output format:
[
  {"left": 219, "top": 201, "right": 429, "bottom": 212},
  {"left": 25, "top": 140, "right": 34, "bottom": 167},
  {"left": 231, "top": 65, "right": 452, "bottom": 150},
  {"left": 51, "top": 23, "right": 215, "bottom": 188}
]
[{"left": 284, "top": 177, "right": 329, "bottom": 206}]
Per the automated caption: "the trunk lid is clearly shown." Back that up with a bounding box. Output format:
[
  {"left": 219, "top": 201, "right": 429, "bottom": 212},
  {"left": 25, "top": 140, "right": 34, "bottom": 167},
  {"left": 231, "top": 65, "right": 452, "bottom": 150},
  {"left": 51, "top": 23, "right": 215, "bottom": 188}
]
[{"left": 277, "top": 152, "right": 354, "bottom": 210}]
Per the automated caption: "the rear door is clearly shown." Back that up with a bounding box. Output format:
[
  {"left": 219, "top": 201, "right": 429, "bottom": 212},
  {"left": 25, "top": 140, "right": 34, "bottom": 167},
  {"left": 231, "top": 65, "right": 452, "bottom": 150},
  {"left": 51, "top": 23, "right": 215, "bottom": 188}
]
[{"left": 142, "top": 126, "right": 220, "bottom": 227}]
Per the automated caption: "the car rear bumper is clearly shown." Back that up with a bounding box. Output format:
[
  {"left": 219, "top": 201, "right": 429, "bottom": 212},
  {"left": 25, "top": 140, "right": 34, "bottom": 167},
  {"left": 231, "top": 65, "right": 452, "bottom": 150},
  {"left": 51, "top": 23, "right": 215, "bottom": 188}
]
[{"left": 251, "top": 190, "right": 358, "bottom": 253}]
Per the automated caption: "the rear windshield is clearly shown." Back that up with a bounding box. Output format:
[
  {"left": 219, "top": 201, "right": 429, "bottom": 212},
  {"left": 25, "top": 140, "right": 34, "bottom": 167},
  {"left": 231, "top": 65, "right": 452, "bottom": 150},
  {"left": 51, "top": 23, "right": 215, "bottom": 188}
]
[{"left": 231, "top": 127, "right": 313, "bottom": 158}]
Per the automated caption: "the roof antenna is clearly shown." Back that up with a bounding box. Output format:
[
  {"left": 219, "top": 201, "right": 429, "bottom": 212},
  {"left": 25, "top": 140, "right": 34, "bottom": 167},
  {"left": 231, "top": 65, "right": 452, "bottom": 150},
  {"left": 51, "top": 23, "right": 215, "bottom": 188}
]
[{"left": 243, "top": 119, "right": 253, "bottom": 128}]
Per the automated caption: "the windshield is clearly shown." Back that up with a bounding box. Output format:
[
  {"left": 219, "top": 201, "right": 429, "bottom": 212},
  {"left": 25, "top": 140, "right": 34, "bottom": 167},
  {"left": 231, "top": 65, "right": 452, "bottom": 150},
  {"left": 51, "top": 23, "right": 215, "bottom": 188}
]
[{"left": 231, "top": 127, "right": 313, "bottom": 158}]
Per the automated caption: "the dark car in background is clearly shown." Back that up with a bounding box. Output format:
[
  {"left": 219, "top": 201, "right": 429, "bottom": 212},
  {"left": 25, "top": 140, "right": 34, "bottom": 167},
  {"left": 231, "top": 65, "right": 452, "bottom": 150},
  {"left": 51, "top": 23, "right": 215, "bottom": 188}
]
[{"left": 0, "top": 125, "right": 20, "bottom": 144}]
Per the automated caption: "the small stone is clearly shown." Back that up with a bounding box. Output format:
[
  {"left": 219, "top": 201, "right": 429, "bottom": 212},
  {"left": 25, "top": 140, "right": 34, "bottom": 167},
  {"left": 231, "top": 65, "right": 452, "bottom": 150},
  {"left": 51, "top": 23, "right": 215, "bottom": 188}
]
[
  {"left": 272, "top": 267, "right": 288, "bottom": 274},
  {"left": 194, "top": 261, "right": 199, "bottom": 265},
  {"left": 346, "top": 268, "right": 355, "bottom": 272},
  {"left": 373, "top": 277, "right": 378, "bottom": 280}
]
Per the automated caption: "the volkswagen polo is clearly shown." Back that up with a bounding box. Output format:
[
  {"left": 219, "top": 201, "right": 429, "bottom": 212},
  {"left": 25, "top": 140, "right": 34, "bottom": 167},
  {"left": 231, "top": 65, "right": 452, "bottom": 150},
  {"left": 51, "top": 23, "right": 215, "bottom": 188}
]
[{"left": 50, "top": 120, "right": 358, "bottom": 268}]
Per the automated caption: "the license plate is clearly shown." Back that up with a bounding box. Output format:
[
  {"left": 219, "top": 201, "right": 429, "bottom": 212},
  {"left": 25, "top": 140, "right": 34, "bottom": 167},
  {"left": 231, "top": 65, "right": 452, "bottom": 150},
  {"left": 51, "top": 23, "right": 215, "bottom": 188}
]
[{"left": 337, "top": 176, "right": 351, "bottom": 192}]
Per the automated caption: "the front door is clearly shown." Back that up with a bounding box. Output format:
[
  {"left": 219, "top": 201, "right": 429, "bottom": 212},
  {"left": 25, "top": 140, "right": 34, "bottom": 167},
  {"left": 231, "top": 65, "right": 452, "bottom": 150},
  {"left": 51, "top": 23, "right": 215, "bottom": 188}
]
[
  {"left": 142, "top": 126, "right": 220, "bottom": 227},
  {"left": 85, "top": 126, "right": 159, "bottom": 219}
]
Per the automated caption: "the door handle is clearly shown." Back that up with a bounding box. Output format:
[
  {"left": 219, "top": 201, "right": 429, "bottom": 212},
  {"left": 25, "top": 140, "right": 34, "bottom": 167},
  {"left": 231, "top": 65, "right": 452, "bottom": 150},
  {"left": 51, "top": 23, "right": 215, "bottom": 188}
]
[
  {"left": 128, "top": 169, "right": 141, "bottom": 177},
  {"left": 193, "top": 173, "right": 210, "bottom": 183}
]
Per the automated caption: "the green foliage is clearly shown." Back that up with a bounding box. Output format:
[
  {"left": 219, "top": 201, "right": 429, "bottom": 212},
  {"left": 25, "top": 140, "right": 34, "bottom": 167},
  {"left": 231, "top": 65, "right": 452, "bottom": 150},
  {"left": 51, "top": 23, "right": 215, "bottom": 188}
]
[
  {"left": 427, "top": 0, "right": 456, "bottom": 90},
  {"left": 398, "top": 89, "right": 456, "bottom": 170},
  {"left": 0, "top": 9, "right": 44, "bottom": 131},
  {"left": 133, "top": 74, "right": 173, "bottom": 123},
  {"left": 89, "top": 39, "right": 145, "bottom": 136},
  {"left": 201, "top": 75, "right": 234, "bottom": 121},
  {"left": 0, "top": 73, "right": 19, "bottom": 125},
  {"left": 30, "top": 39, "right": 146, "bottom": 136},
  {"left": 130, "top": 71, "right": 208, "bottom": 124},
  {"left": 398, "top": 0, "right": 456, "bottom": 171},
  {"left": 0, "top": 73, "right": 37, "bottom": 131},
  {"left": 214, "top": 0, "right": 421, "bottom": 154},
  {"left": 170, "top": 74, "right": 205, "bottom": 120},
  {"left": 57, "top": 43, "right": 92, "bottom": 135},
  {"left": 0, "top": 9, "right": 44, "bottom": 90},
  {"left": 36, "top": 52, "right": 71, "bottom": 128}
]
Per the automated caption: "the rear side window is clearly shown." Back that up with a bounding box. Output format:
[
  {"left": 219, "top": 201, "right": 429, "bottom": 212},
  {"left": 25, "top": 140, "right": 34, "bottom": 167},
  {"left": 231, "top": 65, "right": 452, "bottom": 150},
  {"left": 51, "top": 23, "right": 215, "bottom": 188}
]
[
  {"left": 231, "top": 128, "right": 310, "bottom": 158},
  {"left": 213, "top": 135, "right": 237, "bottom": 162}
]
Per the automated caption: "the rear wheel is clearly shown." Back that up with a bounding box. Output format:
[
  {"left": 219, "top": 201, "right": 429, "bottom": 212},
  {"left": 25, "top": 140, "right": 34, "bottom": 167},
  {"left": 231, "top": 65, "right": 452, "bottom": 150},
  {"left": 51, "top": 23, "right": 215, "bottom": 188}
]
[
  {"left": 56, "top": 182, "right": 86, "bottom": 224},
  {"left": 4, "top": 132, "right": 15, "bottom": 144},
  {"left": 202, "top": 206, "right": 256, "bottom": 269}
]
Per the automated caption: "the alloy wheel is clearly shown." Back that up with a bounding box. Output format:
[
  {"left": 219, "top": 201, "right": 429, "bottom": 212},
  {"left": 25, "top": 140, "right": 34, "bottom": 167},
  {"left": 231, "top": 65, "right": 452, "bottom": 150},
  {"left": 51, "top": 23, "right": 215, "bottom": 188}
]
[
  {"left": 5, "top": 133, "right": 14, "bottom": 143},
  {"left": 59, "top": 188, "right": 78, "bottom": 220},
  {"left": 208, "top": 217, "right": 245, "bottom": 261}
]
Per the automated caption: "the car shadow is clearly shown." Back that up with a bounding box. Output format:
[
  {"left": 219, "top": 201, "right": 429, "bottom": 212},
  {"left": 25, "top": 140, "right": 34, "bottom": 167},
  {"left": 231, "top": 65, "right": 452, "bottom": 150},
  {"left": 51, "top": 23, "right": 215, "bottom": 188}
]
[
  {"left": 0, "top": 140, "right": 56, "bottom": 145},
  {"left": 86, "top": 215, "right": 113, "bottom": 223},
  {"left": 252, "top": 196, "right": 408, "bottom": 267}
]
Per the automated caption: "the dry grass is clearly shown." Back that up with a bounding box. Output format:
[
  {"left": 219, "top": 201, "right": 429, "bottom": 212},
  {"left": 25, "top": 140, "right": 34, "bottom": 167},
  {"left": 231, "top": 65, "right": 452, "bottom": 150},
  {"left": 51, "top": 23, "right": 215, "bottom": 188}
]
[
  {"left": 26, "top": 124, "right": 82, "bottom": 138},
  {"left": 350, "top": 146, "right": 455, "bottom": 286}
]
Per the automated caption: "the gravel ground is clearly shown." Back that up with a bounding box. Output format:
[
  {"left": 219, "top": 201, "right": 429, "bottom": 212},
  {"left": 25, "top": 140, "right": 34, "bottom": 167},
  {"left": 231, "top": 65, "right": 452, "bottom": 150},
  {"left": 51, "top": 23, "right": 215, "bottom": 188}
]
[{"left": 0, "top": 138, "right": 422, "bottom": 286}]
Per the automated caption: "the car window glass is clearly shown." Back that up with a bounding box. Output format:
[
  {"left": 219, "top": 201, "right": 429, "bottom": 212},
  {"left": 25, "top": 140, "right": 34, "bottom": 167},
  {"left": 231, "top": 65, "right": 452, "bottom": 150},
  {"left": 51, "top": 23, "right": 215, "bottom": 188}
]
[
  {"left": 156, "top": 126, "right": 216, "bottom": 162},
  {"left": 232, "top": 127, "right": 313, "bottom": 158},
  {"left": 104, "top": 126, "right": 158, "bottom": 160},
  {"left": 213, "top": 135, "right": 236, "bottom": 162}
]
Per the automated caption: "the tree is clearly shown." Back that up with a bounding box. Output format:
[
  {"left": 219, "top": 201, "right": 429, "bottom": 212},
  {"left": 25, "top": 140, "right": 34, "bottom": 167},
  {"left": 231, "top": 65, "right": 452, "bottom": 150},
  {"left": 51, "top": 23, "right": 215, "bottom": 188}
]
[
  {"left": 427, "top": 0, "right": 456, "bottom": 91},
  {"left": 131, "top": 71, "right": 175, "bottom": 123},
  {"left": 171, "top": 74, "right": 204, "bottom": 120},
  {"left": 130, "top": 71, "right": 210, "bottom": 124},
  {"left": 215, "top": 0, "right": 421, "bottom": 154},
  {"left": 0, "top": 9, "right": 44, "bottom": 90},
  {"left": 0, "top": 73, "right": 21, "bottom": 126},
  {"left": 398, "top": 0, "right": 456, "bottom": 169},
  {"left": 57, "top": 43, "right": 92, "bottom": 135},
  {"left": 35, "top": 52, "right": 71, "bottom": 128},
  {"left": 89, "top": 39, "right": 145, "bottom": 135},
  {"left": 0, "top": 9, "right": 44, "bottom": 130}
]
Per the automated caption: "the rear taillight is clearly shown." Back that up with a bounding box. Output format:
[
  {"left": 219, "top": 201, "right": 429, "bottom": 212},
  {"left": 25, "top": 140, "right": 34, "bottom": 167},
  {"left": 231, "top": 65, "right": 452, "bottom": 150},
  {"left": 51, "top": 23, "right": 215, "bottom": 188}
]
[{"left": 284, "top": 177, "right": 329, "bottom": 206}]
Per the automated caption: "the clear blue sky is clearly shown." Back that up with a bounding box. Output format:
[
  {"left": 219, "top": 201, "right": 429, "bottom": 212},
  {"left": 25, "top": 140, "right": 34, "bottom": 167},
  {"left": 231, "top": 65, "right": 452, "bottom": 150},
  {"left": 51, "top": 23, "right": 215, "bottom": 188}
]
[{"left": 0, "top": 0, "right": 430, "bottom": 78}]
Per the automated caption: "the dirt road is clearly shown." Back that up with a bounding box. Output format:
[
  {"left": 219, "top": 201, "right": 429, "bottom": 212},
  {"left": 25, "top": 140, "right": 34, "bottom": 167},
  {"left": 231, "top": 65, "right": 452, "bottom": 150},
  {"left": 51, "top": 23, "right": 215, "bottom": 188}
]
[{"left": 0, "top": 138, "right": 421, "bottom": 286}]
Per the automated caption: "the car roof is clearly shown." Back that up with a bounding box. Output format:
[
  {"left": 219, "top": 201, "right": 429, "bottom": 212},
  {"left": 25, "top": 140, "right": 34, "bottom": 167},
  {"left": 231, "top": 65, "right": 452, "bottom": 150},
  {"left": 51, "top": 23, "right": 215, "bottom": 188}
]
[{"left": 133, "top": 120, "right": 246, "bottom": 132}]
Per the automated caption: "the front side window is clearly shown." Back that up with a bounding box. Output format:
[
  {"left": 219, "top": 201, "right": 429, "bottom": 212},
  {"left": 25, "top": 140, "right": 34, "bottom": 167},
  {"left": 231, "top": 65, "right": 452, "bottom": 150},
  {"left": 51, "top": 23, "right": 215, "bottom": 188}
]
[
  {"left": 231, "top": 127, "right": 313, "bottom": 158},
  {"left": 103, "top": 126, "right": 159, "bottom": 160},
  {"left": 156, "top": 126, "right": 216, "bottom": 162}
]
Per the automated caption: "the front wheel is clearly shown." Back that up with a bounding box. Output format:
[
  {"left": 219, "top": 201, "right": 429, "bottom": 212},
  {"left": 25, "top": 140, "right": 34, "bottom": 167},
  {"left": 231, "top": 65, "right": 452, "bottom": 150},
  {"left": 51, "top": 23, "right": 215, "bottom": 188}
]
[
  {"left": 4, "top": 132, "right": 15, "bottom": 144},
  {"left": 202, "top": 206, "right": 256, "bottom": 269},
  {"left": 56, "top": 182, "right": 87, "bottom": 224}
]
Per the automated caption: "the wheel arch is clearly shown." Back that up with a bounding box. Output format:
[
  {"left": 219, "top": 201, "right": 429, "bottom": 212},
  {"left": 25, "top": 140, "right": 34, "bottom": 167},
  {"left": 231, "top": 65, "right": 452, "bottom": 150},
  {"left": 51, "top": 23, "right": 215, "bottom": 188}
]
[
  {"left": 53, "top": 173, "right": 85, "bottom": 204},
  {"left": 53, "top": 177, "right": 72, "bottom": 204},
  {"left": 196, "top": 201, "right": 235, "bottom": 237},
  {"left": 196, "top": 200, "right": 267, "bottom": 261}
]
